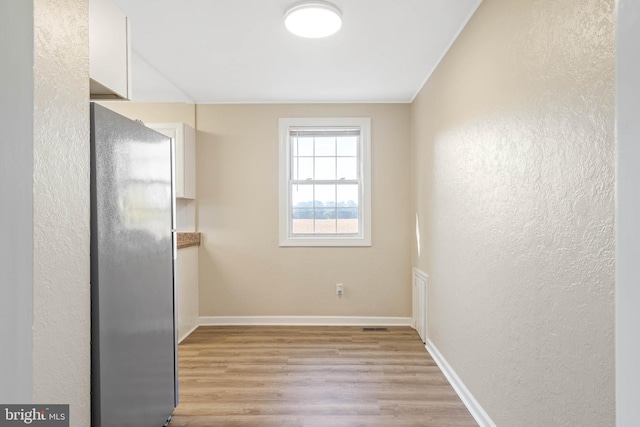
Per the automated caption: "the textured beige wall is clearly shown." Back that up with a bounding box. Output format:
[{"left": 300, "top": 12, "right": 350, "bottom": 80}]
[
  {"left": 410, "top": 0, "right": 615, "bottom": 425},
  {"left": 197, "top": 104, "right": 412, "bottom": 317},
  {"left": 33, "top": 0, "right": 91, "bottom": 424}
]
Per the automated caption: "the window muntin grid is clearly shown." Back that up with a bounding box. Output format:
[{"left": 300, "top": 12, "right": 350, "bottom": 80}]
[{"left": 289, "top": 128, "right": 361, "bottom": 236}]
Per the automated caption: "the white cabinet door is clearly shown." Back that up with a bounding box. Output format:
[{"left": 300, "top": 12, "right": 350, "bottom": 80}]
[
  {"left": 147, "top": 123, "right": 196, "bottom": 199},
  {"left": 89, "top": 0, "right": 131, "bottom": 99}
]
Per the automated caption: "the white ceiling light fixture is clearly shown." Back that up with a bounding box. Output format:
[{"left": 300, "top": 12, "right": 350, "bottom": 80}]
[{"left": 284, "top": 1, "right": 343, "bottom": 38}]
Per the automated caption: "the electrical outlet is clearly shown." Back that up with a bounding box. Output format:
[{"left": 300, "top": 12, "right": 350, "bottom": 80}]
[{"left": 336, "top": 283, "right": 344, "bottom": 296}]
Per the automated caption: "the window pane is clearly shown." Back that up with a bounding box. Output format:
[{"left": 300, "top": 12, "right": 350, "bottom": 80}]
[
  {"left": 337, "top": 184, "right": 358, "bottom": 207},
  {"left": 337, "top": 209, "right": 359, "bottom": 233},
  {"left": 314, "top": 157, "right": 336, "bottom": 180},
  {"left": 337, "top": 136, "right": 358, "bottom": 156},
  {"left": 292, "top": 216, "right": 313, "bottom": 234},
  {"left": 292, "top": 207, "right": 314, "bottom": 219},
  {"left": 315, "top": 184, "right": 336, "bottom": 208},
  {"left": 315, "top": 137, "right": 336, "bottom": 156},
  {"left": 337, "top": 207, "right": 358, "bottom": 219},
  {"left": 315, "top": 209, "right": 336, "bottom": 233},
  {"left": 293, "top": 157, "right": 313, "bottom": 180},
  {"left": 337, "top": 157, "right": 357, "bottom": 180},
  {"left": 291, "top": 184, "right": 313, "bottom": 208},
  {"left": 297, "top": 137, "right": 314, "bottom": 156},
  {"left": 315, "top": 207, "right": 335, "bottom": 219},
  {"left": 292, "top": 182, "right": 313, "bottom": 233}
]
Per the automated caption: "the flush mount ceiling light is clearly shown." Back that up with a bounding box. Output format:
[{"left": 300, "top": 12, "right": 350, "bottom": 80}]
[{"left": 284, "top": 1, "right": 343, "bottom": 38}]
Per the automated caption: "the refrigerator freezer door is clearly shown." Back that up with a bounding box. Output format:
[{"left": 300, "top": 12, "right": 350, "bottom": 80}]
[{"left": 90, "top": 103, "right": 175, "bottom": 427}]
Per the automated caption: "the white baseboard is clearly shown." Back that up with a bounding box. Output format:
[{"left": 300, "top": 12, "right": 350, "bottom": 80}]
[
  {"left": 426, "top": 339, "right": 496, "bottom": 427},
  {"left": 178, "top": 324, "right": 199, "bottom": 343},
  {"left": 199, "top": 316, "right": 412, "bottom": 326}
]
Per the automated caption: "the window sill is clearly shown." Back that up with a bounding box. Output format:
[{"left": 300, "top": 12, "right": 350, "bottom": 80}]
[{"left": 279, "top": 236, "right": 371, "bottom": 247}]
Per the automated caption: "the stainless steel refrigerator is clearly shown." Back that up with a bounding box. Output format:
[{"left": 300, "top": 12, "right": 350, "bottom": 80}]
[{"left": 90, "top": 103, "right": 177, "bottom": 427}]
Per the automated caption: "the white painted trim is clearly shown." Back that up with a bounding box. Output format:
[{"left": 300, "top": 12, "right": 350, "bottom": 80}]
[
  {"left": 199, "top": 316, "right": 412, "bottom": 326},
  {"left": 426, "top": 339, "right": 496, "bottom": 427},
  {"left": 412, "top": 268, "right": 428, "bottom": 342},
  {"left": 178, "top": 324, "right": 199, "bottom": 343},
  {"left": 413, "top": 268, "right": 429, "bottom": 283},
  {"left": 278, "top": 117, "right": 372, "bottom": 247},
  {"left": 195, "top": 100, "right": 413, "bottom": 105},
  {"left": 410, "top": 0, "right": 483, "bottom": 103}
]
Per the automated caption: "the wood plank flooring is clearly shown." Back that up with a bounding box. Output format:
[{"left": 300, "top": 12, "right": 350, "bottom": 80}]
[{"left": 169, "top": 326, "right": 478, "bottom": 427}]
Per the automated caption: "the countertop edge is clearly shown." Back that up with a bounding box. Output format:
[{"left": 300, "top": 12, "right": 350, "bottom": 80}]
[{"left": 177, "top": 232, "right": 201, "bottom": 249}]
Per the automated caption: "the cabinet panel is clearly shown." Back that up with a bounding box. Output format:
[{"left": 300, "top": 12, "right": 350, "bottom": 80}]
[
  {"left": 176, "top": 246, "right": 199, "bottom": 343},
  {"left": 89, "top": 0, "right": 131, "bottom": 99},
  {"left": 147, "top": 123, "right": 196, "bottom": 200}
]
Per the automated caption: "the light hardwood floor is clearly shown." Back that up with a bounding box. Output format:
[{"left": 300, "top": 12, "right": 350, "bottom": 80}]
[{"left": 169, "top": 326, "right": 478, "bottom": 427}]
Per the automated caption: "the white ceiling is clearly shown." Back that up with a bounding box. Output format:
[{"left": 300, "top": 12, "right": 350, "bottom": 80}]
[{"left": 111, "top": 0, "right": 482, "bottom": 103}]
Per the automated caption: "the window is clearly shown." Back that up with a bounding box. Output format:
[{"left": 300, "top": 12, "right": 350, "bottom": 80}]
[{"left": 279, "top": 117, "right": 371, "bottom": 246}]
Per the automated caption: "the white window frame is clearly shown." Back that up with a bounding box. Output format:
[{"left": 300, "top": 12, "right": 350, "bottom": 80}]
[{"left": 279, "top": 117, "right": 371, "bottom": 247}]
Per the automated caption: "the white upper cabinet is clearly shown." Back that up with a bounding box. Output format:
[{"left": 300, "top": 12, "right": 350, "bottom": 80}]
[
  {"left": 147, "top": 123, "right": 196, "bottom": 200},
  {"left": 89, "top": 0, "right": 131, "bottom": 100}
]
